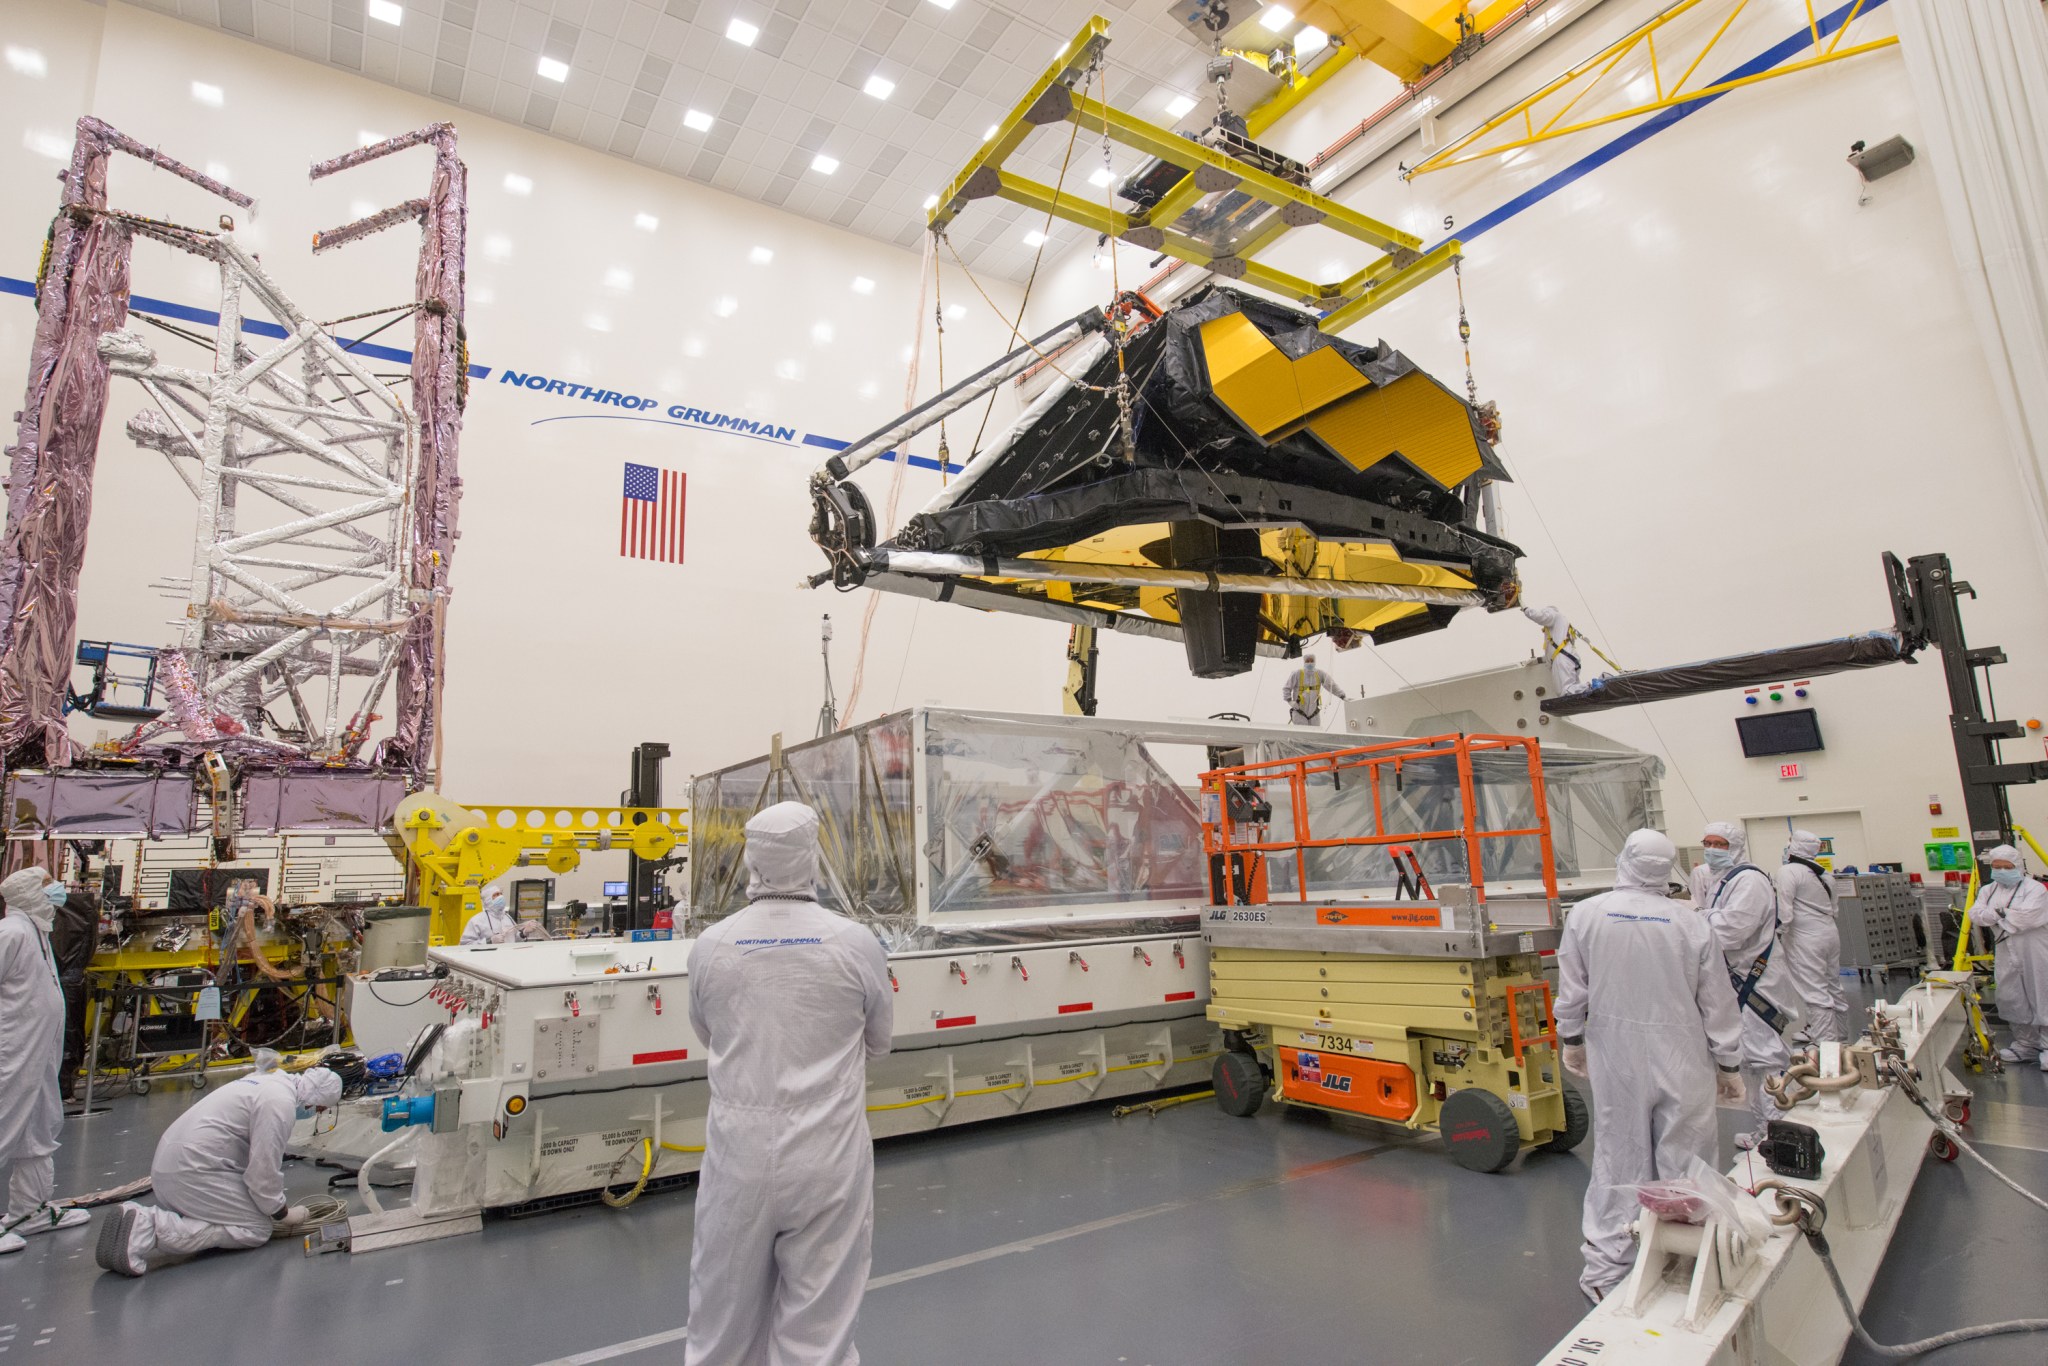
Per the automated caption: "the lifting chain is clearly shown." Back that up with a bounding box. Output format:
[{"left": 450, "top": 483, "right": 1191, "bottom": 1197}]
[
  {"left": 1448, "top": 214, "right": 1503, "bottom": 447},
  {"left": 1097, "top": 61, "right": 1137, "bottom": 463},
  {"left": 931, "top": 250, "right": 950, "bottom": 482}
]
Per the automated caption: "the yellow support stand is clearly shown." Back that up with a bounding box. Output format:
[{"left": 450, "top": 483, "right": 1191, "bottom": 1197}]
[
  {"left": 1947, "top": 825, "right": 2048, "bottom": 1066},
  {"left": 394, "top": 793, "right": 688, "bottom": 945}
]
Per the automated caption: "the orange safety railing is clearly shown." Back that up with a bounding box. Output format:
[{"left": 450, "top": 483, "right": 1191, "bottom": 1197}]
[{"left": 1198, "top": 733, "right": 1559, "bottom": 906}]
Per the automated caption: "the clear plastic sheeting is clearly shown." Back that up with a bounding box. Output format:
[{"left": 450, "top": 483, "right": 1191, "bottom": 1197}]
[
  {"left": 690, "top": 715, "right": 915, "bottom": 930},
  {"left": 690, "top": 709, "right": 1662, "bottom": 933},
  {"left": 922, "top": 712, "right": 1206, "bottom": 918},
  {"left": 3, "top": 770, "right": 195, "bottom": 836},
  {"left": 1247, "top": 738, "right": 1660, "bottom": 898}
]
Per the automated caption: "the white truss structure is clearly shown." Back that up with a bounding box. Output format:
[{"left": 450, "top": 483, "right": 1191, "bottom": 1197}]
[{"left": 101, "top": 230, "right": 419, "bottom": 758}]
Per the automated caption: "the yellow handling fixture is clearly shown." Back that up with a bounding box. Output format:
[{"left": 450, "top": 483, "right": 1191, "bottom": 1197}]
[
  {"left": 1404, "top": 0, "right": 1899, "bottom": 178},
  {"left": 928, "top": 16, "right": 1461, "bottom": 333},
  {"left": 394, "top": 793, "right": 687, "bottom": 945}
]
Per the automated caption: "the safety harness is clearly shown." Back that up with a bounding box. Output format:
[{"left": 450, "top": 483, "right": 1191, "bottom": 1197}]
[
  {"left": 1711, "top": 864, "right": 1793, "bottom": 1034},
  {"left": 1290, "top": 667, "right": 1325, "bottom": 719},
  {"left": 1787, "top": 856, "right": 1834, "bottom": 914},
  {"left": 1546, "top": 623, "right": 1623, "bottom": 674}
]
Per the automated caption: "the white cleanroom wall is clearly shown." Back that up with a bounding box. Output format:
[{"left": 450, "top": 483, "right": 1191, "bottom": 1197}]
[
  {"left": 0, "top": 1, "right": 1052, "bottom": 902},
  {"left": 1020, "top": 0, "right": 2048, "bottom": 868}
]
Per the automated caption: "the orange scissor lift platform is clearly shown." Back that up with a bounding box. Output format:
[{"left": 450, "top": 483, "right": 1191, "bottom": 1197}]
[{"left": 1199, "top": 733, "right": 1586, "bottom": 1173}]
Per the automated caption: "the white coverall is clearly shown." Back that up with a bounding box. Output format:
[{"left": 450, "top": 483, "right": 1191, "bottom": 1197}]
[
  {"left": 1775, "top": 832, "right": 1847, "bottom": 1044},
  {"left": 459, "top": 888, "right": 517, "bottom": 945},
  {"left": 106, "top": 1067, "right": 342, "bottom": 1272},
  {"left": 1522, "top": 604, "right": 1583, "bottom": 695},
  {"left": 1282, "top": 662, "right": 1345, "bottom": 726},
  {"left": 1972, "top": 845, "right": 2048, "bottom": 1063},
  {"left": 1695, "top": 823, "right": 1799, "bottom": 1140},
  {"left": 685, "top": 801, "right": 894, "bottom": 1366},
  {"left": 0, "top": 868, "right": 66, "bottom": 1242},
  {"left": 1555, "top": 830, "right": 1743, "bottom": 1301}
]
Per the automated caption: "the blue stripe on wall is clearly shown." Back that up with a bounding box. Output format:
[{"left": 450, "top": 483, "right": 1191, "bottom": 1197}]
[
  {"left": 1427, "top": 0, "right": 1891, "bottom": 250},
  {"left": 802, "top": 431, "right": 962, "bottom": 475},
  {"left": 0, "top": 275, "right": 492, "bottom": 379}
]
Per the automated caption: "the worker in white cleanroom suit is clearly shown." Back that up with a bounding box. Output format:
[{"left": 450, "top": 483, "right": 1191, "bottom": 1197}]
[
  {"left": 684, "top": 801, "right": 894, "bottom": 1366},
  {"left": 1282, "top": 652, "right": 1346, "bottom": 726},
  {"left": 0, "top": 867, "right": 90, "bottom": 1254},
  {"left": 1522, "top": 604, "right": 1584, "bottom": 695},
  {"left": 1555, "top": 830, "right": 1744, "bottom": 1303},
  {"left": 1973, "top": 844, "right": 2048, "bottom": 1068},
  {"left": 459, "top": 884, "right": 518, "bottom": 945},
  {"left": 1694, "top": 821, "right": 1801, "bottom": 1148},
  {"left": 95, "top": 1066, "right": 341, "bottom": 1276},
  {"left": 1776, "top": 830, "right": 1847, "bottom": 1044}
]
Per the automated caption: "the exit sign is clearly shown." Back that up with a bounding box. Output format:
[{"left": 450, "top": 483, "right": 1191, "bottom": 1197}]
[{"left": 1779, "top": 763, "right": 1804, "bottom": 780}]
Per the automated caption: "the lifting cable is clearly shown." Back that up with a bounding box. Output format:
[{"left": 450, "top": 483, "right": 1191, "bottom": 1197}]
[
  {"left": 1445, "top": 229, "right": 1707, "bottom": 817},
  {"left": 837, "top": 229, "right": 938, "bottom": 726},
  {"left": 961, "top": 60, "right": 1095, "bottom": 461}
]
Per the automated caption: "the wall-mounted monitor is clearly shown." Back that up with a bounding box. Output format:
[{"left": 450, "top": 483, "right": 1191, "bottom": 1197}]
[
  {"left": 602, "top": 880, "right": 629, "bottom": 898},
  {"left": 1737, "top": 707, "right": 1824, "bottom": 758}
]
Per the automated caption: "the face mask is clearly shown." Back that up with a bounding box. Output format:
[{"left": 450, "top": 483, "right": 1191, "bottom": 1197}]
[
  {"left": 1991, "top": 867, "right": 2025, "bottom": 887},
  {"left": 295, "top": 1106, "right": 314, "bottom": 1122},
  {"left": 1702, "top": 847, "right": 1734, "bottom": 872},
  {"left": 44, "top": 884, "right": 67, "bottom": 906}
]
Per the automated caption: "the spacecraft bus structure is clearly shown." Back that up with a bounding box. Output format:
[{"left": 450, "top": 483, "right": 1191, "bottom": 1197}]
[{"left": 809, "top": 287, "right": 1522, "bottom": 679}]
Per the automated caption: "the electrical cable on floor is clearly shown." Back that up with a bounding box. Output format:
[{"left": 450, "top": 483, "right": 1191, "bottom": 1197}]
[
  {"left": 599, "top": 1137, "right": 655, "bottom": 1208},
  {"left": 1111, "top": 1089, "right": 1213, "bottom": 1118},
  {"left": 272, "top": 1194, "right": 347, "bottom": 1239},
  {"left": 1795, "top": 1201, "right": 2048, "bottom": 1359},
  {"left": 1894, "top": 1071, "right": 2048, "bottom": 1215}
]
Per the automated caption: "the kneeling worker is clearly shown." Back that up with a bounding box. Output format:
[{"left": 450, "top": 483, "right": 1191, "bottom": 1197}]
[
  {"left": 1556, "top": 830, "right": 1744, "bottom": 1303},
  {"left": 96, "top": 1065, "right": 341, "bottom": 1276}
]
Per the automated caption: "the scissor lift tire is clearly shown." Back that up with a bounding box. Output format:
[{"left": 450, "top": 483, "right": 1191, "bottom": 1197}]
[
  {"left": 1541, "top": 1081, "right": 1589, "bottom": 1153},
  {"left": 1440, "top": 1087, "right": 1520, "bottom": 1173},
  {"left": 1212, "top": 1051, "right": 1267, "bottom": 1118}
]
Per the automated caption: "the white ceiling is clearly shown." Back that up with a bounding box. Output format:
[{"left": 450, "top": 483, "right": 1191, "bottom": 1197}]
[{"left": 147, "top": 0, "right": 1250, "bottom": 282}]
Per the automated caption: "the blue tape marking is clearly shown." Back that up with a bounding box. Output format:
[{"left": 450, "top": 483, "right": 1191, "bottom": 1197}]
[{"left": 1426, "top": 0, "right": 1890, "bottom": 250}]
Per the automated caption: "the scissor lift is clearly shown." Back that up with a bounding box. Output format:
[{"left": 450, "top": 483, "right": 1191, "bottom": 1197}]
[{"left": 1199, "top": 733, "right": 1586, "bottom": 1172}]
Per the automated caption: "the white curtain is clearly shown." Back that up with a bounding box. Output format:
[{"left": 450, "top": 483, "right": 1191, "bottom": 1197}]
[{"left": 1895, "top": 0, "right": 2048, "bottom": 571}]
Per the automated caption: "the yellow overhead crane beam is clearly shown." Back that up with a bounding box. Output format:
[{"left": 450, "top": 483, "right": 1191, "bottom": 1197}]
[
  {"left": 394, "top": 793, "right": 687, "bottom": 945},
  {"left": 1405, "top": 0, "right": 1899, "bottom": 177},
  {"left": 928, "top": 16, "right": 1462, "bottom": 334}
]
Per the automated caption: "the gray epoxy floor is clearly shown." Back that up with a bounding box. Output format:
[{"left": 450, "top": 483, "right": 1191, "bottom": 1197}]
[{"left": 6, "top": 977, "right": 2044, "bottom": 1366}]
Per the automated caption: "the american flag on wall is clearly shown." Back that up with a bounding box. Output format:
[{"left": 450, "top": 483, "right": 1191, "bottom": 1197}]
[{"left": 621, "top": 462, "right": 686, "bottom": 563}]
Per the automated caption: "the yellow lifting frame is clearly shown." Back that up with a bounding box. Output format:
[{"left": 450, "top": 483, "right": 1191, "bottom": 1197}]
[
  {"left": 929, "top": 16, "right": 1462, "bottom": 333},
  {"left": 1405, "top": 0, "right": 1897, "bottom": 178},
  {"left": 396, "top": 796, "right": 688, "bottom": 945}
]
